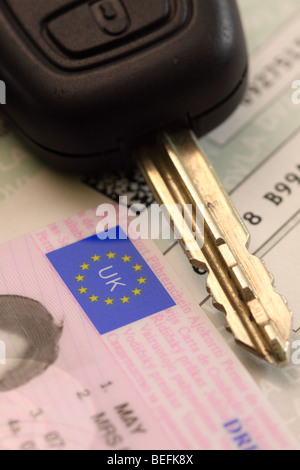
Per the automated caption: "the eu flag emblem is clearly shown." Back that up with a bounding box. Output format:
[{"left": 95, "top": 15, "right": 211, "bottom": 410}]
[{"left": 47, "top": 227, "right": 175, "bottom": 334}]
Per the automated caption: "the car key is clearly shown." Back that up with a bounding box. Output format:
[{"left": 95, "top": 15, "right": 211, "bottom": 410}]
[
  {"left": 135, "top": 130, "right": 292, "bottom": 366},
  {"left": 0, "top": 0, "right": 292, "bottom": 365}
]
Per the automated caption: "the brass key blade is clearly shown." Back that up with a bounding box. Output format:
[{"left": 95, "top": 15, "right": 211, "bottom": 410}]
[{"left": 134, "top": 129, "right": 292, "bottom": 366}]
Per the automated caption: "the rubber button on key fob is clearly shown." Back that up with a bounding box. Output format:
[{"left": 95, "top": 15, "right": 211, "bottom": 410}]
[
  {"left": 90, "top": 0, "right": 129, "bottom": 36},
  {"left": 47, "top": 0, "right": 171, "bottom": 58}
]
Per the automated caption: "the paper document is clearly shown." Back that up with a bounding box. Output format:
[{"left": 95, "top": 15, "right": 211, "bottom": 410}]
[
  {"left": 0, "top": 0, "right": 299, "bottom": 449},
  {"left": 165, "top": 0, "right": 300, "bottom": 443},
  {"left": 0, "top": 209, "right": 296, "bottom": 450}
]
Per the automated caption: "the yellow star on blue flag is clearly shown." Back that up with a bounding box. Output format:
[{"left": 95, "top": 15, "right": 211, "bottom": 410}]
[{"left": 47, "top": 226, "right": 175, "bottom": 334}]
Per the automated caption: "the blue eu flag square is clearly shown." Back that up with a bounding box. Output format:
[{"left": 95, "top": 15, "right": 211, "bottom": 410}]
[{"left": 47, "top": 227, "right": 175, "bottom": 334}]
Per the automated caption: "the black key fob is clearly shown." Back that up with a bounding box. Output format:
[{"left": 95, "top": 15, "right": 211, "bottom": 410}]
[{"left": 0, "top": 0, "right": 248, "bottom": 171}]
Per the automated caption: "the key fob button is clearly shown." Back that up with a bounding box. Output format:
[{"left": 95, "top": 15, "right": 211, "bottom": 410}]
[
  {"left": 99, "top": 1, "right": 118, "bottom": 20},
  {"left": 91, "top": 0, "right": 129, "bottom": 36},
  {"left": 46, "top": 0, "right": 171, "bottom": 59}
]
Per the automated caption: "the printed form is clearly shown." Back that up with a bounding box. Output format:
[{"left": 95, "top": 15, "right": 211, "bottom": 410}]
[
  {"left": 0, "top": 0, "right": 299, "bottom": 450},
  {"left": 165, "top": 0, "right": 300, "bottom": 443}
]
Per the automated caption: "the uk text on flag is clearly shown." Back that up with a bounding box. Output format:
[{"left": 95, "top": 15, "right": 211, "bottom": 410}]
[{"left": 47, "top": 227, "right": 175, "bottom": 334}]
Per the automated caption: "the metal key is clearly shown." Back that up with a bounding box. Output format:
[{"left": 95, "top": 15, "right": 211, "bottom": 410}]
[
  {"left": 0, "top": 0, "right": 292, "bottom": 364},
  {"left": 135, "top": 129, "right": 292, "bottom": 366}
]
